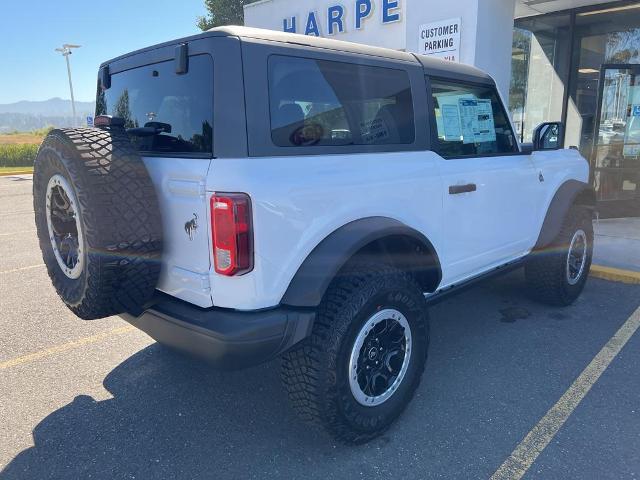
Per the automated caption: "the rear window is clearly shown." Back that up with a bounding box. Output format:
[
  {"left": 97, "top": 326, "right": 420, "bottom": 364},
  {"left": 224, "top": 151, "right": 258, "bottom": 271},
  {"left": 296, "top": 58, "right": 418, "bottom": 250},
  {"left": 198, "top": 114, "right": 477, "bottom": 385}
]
[
  {"left": 268, "top": 55, "right": 415, "bottom": 148},
  {"left": 96, "top": 54, "right": 213, "bottom": 156}
]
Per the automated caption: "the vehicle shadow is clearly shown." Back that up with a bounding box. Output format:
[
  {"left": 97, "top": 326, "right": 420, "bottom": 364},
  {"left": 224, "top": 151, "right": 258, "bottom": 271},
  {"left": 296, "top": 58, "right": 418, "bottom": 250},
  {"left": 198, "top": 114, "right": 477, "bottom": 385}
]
[
  {"left": 0, "top": 344, "right": 339, "bottom": 479},
  {"left": 2, "top": 272, "right": 638, "bottom": 479}
]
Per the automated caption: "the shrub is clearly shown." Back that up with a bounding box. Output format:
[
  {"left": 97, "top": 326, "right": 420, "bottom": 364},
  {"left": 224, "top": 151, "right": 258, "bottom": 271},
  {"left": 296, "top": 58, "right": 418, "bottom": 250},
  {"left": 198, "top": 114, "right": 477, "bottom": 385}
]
[
  {"left": 0, "top": 144, "right": 39, "bottom": 167},
  {"left": 32, "top": 126, "right": 55, "bottom": 137}
]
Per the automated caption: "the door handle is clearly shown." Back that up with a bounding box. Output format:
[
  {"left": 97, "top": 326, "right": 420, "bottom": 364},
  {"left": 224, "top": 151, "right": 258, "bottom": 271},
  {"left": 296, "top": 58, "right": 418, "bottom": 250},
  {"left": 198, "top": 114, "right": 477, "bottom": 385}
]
[{"left": 448, "top": 183, "right": 477, "bottom": 195}]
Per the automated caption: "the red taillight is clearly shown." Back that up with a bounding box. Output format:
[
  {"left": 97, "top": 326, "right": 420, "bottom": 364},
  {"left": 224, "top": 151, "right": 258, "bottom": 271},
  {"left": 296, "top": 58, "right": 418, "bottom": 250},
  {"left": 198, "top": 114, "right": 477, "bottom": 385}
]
[
  {"left": 93, "top": 115, "right": 125, "bottom": 127},
  {"left": 210, "top": 193, "right": 253, "bottom": 276}
]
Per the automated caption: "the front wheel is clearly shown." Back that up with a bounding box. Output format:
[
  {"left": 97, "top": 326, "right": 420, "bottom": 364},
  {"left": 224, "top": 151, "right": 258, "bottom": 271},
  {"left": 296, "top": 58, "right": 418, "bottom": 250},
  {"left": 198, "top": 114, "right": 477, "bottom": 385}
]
[
  {"left": 525, "top": 206, "right": 594, "bottom": 306},
  {"left": 281, "top": 264, "right": 429, "bottom": 444}
]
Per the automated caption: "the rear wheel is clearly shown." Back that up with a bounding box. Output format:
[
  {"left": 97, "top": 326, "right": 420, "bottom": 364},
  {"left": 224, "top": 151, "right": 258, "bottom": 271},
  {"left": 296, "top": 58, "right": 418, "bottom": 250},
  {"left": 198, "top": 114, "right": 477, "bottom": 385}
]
[
  {"left": 525, "top": 206, "right": 593, "bottom": 306},
  {"left": 281, "top": 264, "right": 429, "bottom": 444}
]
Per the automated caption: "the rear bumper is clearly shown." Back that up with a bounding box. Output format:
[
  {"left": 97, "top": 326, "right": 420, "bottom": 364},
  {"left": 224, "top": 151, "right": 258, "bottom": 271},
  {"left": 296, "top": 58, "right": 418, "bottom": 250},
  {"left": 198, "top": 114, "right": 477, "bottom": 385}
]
[{"left": 120, "top": 294, "right": 315, "bottom": 370}]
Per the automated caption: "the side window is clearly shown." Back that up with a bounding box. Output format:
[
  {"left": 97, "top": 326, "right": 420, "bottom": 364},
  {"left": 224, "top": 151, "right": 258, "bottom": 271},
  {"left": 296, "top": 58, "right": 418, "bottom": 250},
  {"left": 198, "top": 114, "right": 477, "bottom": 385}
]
[
  {"left": 268, "top": 55, "right": 415, "bottom": 148},
  {"left": 96, "top": 55, "right": 213, "bottom": 155},
  {"left": 429, "top": 79, "right": 517, "bottom": 158}
]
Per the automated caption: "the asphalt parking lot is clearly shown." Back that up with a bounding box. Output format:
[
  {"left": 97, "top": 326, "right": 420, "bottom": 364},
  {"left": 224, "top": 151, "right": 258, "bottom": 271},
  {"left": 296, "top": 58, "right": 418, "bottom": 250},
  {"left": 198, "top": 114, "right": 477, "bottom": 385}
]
[{"left": 1, "top": 174, "right": 639, "bottom": 480}]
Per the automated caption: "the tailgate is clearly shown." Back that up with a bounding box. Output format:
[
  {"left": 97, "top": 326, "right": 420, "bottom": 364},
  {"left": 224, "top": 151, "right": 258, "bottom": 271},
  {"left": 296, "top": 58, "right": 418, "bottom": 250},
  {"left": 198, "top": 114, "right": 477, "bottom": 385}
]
[{"left": 143, "top": 156, "right": 213, "bottom": 308}]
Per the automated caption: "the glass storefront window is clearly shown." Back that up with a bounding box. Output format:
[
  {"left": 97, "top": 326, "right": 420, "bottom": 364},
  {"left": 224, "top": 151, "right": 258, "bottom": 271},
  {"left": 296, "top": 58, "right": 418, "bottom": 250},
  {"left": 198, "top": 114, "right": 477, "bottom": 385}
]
[
  {"left": 591, "top": 66, "right": 640, "bottom": 206},
  {"left": 567, "top": 3, "right": 640, "bottom": 216},
  {"left": 568, "top": 3, "right": 640, "bottom": 159},
  {"left": 512, "top": 3, "right": 640, "bottom": 217},
  {"left": 510, "top": 14, "right": 571, "bottom": 143}
]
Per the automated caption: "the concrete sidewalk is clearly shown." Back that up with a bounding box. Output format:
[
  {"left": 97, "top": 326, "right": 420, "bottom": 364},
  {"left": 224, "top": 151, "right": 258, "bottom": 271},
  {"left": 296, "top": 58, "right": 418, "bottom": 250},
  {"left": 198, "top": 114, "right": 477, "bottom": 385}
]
[{"left": 592, "top": 218, "right": 640, "bottom": 280}]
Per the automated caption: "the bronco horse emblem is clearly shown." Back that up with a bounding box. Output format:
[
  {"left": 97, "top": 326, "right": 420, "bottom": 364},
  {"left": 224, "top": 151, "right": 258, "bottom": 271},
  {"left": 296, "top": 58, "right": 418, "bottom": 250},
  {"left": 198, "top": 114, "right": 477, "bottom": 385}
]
[{"left": 184, "top": 213, "right": 198, "bottom": 241}]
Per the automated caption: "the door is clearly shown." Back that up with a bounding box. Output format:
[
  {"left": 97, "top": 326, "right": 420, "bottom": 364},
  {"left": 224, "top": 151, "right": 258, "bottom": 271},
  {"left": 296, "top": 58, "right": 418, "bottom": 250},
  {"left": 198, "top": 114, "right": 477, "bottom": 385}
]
[
  {"left": 98, "top": 54, "right": 215, "bottom": 308},
  {"left": 592, "top": 65, "right": 640, "bottom": 218},
  {"left": 428, "top": 78, "right": 540, "bottom": 285}
]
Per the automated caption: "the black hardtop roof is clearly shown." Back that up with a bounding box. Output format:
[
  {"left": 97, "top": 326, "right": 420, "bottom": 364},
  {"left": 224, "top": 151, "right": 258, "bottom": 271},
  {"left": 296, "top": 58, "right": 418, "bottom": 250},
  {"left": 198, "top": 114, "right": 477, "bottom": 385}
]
[{"left": 101, "top": 26, "right": 493, "bottom": 85}]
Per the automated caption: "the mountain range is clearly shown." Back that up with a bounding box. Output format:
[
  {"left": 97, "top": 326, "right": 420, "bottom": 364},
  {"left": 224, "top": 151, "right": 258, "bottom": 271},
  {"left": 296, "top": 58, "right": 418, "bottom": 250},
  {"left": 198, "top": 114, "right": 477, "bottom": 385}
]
[{"left": 0, "top": 98, "right": 96, "bottom": 133}]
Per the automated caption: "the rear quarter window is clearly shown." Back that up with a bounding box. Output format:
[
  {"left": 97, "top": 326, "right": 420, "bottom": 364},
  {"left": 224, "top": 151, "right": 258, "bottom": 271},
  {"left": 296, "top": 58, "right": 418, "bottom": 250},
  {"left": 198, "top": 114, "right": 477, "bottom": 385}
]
[
  {"left": 96, "top": 54, "right": 213, "bottom": 156},
  {"left": 267, "top": 55, "right": 415, "bottom": 148}
]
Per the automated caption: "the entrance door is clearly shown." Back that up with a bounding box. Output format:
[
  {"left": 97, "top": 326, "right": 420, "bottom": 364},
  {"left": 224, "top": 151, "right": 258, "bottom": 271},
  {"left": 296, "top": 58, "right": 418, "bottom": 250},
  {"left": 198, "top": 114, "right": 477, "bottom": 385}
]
[{"left": 593, "top": 65, "right": 640, "bottom": 218}]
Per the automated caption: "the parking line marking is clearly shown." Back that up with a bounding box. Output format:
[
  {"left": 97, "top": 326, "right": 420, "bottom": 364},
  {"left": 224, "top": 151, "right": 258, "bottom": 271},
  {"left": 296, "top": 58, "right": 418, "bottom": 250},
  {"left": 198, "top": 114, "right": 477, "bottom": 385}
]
[
  {"left": 0, "top": 184, "right": 32, "bottom": 189},
  {"left": 0, "top": 264, "right": 45, "bottom": 274},
  {"left": 491, "top": 305, "right": 640, "bottom": 480},
  {"left": 0, "top": 210, "right": 34, "bottom": 217},
  {"left": 0, "top": 229, "right": 35, "bottom": 237},
  {"left": 0, "top": 326, "right": 136, "bottom": 370}
]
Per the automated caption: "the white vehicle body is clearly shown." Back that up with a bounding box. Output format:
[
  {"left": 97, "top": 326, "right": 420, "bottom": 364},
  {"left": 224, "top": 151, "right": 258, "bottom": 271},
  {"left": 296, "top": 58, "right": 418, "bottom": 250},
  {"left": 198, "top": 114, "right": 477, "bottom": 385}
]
[
  {"left": 95, "top": 27, "right": 595, "bottom": 369},
  {"left": 32, "top": 27, "right": 596, "bottom": 444},
  {"left": 144, "top": 146, "right": 587, "bottom": 310}
]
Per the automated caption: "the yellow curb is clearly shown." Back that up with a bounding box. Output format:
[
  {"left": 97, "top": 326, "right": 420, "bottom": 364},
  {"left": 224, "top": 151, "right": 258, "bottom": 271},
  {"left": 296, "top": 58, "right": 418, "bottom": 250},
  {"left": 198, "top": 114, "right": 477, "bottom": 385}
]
[
  {"left": 0, "top": 169, "right": 33, "bottom": 177},
  {"left": 590, "top": 264, "right": 640, "bottom": 284}
]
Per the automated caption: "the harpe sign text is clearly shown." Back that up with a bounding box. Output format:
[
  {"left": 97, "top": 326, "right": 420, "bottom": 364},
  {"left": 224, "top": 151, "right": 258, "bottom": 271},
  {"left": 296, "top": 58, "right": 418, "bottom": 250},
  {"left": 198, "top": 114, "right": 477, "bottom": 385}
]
[{"left": 282, "top": 0, "right": 401, "bottom": 37}]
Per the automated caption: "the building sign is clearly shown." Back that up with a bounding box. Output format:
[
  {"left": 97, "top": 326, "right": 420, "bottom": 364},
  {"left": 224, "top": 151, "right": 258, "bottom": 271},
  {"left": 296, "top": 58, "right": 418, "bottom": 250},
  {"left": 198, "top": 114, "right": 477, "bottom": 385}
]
[
  {"left": 281, "top": 0, "right": 402, "bottom": 36},
  {"left": 418, "top": 18, "right": 461, "bottom": 62}
]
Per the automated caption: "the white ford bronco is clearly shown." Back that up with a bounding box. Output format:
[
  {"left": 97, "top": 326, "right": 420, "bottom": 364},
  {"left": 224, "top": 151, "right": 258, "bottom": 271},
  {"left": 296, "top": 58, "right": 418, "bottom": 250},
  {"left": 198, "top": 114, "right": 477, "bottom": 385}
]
[{"left": 34, "top": 27, "right": 595, "bottom": 444}]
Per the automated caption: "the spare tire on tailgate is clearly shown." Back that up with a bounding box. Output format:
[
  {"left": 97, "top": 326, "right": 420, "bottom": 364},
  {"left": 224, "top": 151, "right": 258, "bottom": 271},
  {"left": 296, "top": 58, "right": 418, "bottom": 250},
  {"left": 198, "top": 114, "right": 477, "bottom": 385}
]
[{"left": 33, "top": 126, "right": 163, "bottom": 319}]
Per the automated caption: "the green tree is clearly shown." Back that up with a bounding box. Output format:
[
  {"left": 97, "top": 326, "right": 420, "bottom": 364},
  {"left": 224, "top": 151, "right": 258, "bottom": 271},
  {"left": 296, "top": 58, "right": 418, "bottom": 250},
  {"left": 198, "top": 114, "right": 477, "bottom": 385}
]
[
  {"left": 114, "top": 89, "right": 137, "bottom": 129},
  {"left": 95, "top": 83, "right": 107, "bottom": 116},
  {"left": 197, "top": 0, "right": 258, "bottom": 30},
  {"left": 606, "top": 30, "right": 640, "bottom": 64}
]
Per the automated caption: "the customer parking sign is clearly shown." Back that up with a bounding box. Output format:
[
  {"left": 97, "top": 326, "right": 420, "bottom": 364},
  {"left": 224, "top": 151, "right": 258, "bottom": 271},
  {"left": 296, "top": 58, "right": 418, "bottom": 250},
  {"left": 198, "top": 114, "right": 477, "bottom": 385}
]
[{"left": 418, "top": 18, "right": 461, "bottom": 62}]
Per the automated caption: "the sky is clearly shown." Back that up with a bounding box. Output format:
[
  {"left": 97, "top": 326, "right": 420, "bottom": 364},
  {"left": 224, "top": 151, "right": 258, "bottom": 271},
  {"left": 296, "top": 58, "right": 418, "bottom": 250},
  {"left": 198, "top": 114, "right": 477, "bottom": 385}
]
[{"left": 0, "top": 0, "right": 209, "bottom": 104}]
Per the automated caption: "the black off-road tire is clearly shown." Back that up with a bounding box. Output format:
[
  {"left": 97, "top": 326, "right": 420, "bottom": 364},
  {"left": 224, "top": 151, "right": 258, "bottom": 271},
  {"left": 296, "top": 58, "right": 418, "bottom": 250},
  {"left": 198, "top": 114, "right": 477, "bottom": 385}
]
[
  {"left": 281, "top": 264, "right": 429, "bottom": 444},
  {"left": 33, "top": 127, "right": 162, "bottom": 319},
  {"left": 525, "top": 206, "right": 593, "bottom": 306}
]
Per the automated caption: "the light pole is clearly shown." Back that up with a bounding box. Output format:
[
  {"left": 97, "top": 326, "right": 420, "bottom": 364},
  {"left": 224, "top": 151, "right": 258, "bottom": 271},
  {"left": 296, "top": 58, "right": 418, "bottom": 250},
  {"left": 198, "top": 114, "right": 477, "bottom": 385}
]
[{"left": 55, "top": 44, "right": 81, "bottom": 125}]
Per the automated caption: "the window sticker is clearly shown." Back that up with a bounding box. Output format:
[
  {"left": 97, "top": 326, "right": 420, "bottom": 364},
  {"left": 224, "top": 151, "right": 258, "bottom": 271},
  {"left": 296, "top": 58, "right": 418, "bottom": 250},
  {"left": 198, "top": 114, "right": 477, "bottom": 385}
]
[
  {"left": 360, "top": 117, "right": 390, "bottom": 144},
  {"left": 441, "top": 104, "right": 462, "bottom": 140},
  {"left": 459, "top": 98, "right": 496, "bottom": 144}
]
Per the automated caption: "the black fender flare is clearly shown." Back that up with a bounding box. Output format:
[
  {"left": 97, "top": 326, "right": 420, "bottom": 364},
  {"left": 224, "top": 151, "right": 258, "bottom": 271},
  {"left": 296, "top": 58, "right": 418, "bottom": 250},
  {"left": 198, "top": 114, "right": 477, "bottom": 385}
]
[
  {"left": 281, "top": 217, "right": 442, "bottom": 308},
  {"left": 535, "top": 179, "right": 596, "bottom": 249}
]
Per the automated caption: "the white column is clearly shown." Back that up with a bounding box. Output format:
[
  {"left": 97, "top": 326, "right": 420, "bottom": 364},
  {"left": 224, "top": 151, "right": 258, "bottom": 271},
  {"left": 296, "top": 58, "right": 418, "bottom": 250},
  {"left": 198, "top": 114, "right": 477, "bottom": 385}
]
[{"left": 405, "top": 0, "right": 516, "bottom": 100}]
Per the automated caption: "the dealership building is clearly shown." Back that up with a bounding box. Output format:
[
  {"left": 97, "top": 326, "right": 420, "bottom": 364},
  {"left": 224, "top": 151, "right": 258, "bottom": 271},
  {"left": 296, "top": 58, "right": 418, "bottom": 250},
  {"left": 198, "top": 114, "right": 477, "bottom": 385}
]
[{"left": 245, "top": 0, "right": 640, "bottom": 217}]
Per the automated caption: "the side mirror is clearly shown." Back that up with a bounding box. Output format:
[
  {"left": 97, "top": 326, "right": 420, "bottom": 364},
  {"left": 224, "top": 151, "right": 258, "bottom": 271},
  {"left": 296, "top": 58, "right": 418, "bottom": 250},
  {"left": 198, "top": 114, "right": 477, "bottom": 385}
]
[{"left": 533, "top": 122, "right": 563, "bottom": 151}]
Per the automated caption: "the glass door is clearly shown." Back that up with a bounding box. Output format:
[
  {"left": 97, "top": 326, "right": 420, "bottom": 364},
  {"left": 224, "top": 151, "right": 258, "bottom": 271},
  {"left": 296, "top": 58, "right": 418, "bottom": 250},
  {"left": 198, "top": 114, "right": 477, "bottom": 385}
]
[{"left": 593, "top": 65, "right": 640, "bottom": 217}]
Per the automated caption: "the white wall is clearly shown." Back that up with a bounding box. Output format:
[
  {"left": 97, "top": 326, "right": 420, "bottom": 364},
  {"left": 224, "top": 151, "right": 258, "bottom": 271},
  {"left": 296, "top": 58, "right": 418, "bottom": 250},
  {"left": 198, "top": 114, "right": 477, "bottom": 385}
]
[
  {"left": 244, "top": 0, "right": 407, "bottom": 50},
  {"left": 404, "top": 0, "right": 478, "bottom": 63},
  {"left": 473, "top": 0, "right": 516, "bottom": 100},
  {"left": 244, "top": 0, "right": 517, "bottom": 99},
  {"left": 404, "top": 0, "right": 515, "bottom": 98}
]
